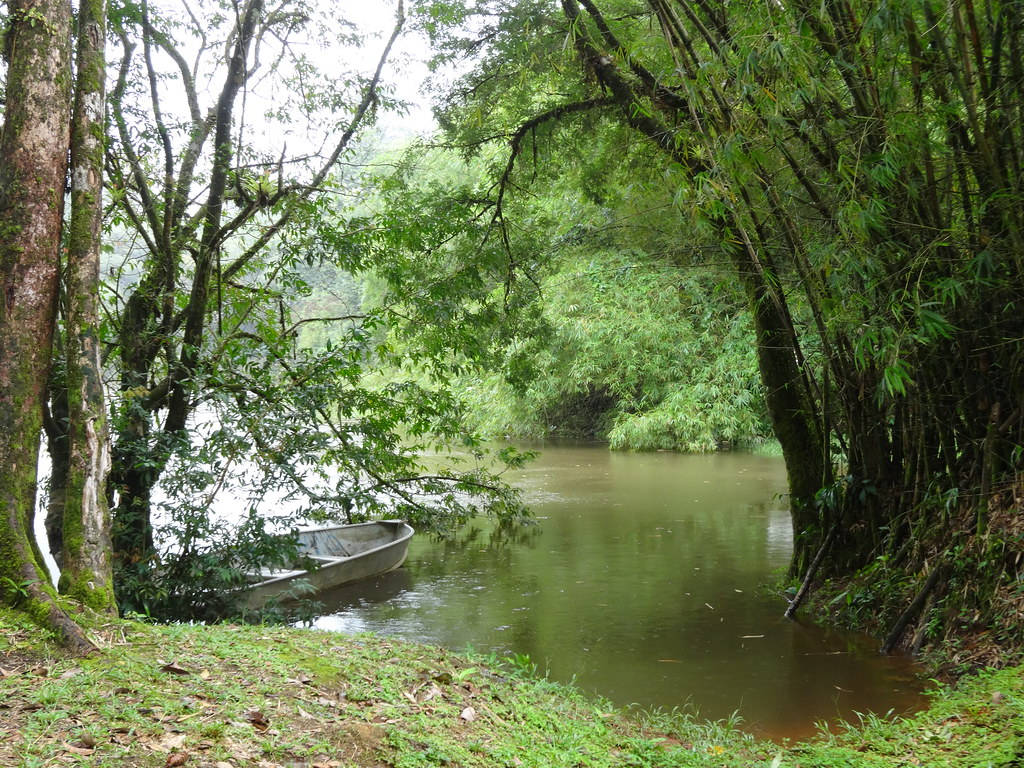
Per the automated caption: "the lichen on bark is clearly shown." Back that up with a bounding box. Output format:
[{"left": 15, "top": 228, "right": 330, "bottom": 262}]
[
  {"left": 0, "top": 0, "right": 99, "bottom": 652},
  {"left": 59, "top": 0, "right": 116, "bottom": 615}
]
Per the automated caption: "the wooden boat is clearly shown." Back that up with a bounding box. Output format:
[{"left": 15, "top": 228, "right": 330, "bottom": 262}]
[{"left": 244, "top": 520, "right": 414, "bottom": 608}]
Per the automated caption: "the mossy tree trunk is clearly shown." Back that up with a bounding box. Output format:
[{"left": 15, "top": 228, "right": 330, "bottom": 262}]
[
  {"left": 59, "top": 0, "right": 116, "bottom": 614},
  {"left": 0, "top": 0, "right": 95, "bottom": 653},
  {"left": 737, "top": 258, "right": 826, "bottom": 576}
]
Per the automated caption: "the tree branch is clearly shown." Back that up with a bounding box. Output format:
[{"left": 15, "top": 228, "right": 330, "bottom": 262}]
[{"left": 222, "top": 0, "right": 406, "bottom": 283}]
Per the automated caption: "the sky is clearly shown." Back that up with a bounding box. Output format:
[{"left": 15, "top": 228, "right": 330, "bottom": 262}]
[{"left": 345, "top": 1, "right": 438, "bottom": 140}]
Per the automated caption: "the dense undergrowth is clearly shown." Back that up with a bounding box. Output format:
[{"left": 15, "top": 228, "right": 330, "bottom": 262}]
[
  {"left": 2, "top": 607, "right": 1023, "bottom": 767},
  {"left": 360, "top": 140, "right": 774, "bottom": 455},
  {"left": 804, "top": 479, "right": 1024, "bottom": 679},
  {"left": 455, "top": 255, "right": 773, "bottom": 452}
]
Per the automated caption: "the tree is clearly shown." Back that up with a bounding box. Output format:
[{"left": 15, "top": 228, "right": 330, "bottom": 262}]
[
  {"left": 77, "top": 0, "right": 525, "bottom": 618},
  {"left": 0, "top": 0, "right": 96, "bottom": 651},
  {"left": 411, "top": 0, "right": 1024, "bottom": 652},
  {"left": 59, "top": 0, "right": 117, "bottom": 614},
  {"left": 553, "top": 0, "right": 1023, "bottom": 567},
  {"left": 364, "top": 143, "right": 770, "bottom": 451},
  {"left": 86, "top": 0, "right": 410, "bottom": 608}
]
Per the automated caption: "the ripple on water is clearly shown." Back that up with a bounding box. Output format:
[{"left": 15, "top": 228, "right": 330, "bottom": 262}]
[{"left": 311, "top": 445, "right": 928, "bottom": 740}]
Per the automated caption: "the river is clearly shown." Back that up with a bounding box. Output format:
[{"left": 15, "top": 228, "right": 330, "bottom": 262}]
[{"left": 310, "top": 444, "right": 927, "bottom": 739}]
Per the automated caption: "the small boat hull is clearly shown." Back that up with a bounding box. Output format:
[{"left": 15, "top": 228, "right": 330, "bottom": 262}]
[{"left": 244, "top": 520, "right": 414, "bottom": 608}]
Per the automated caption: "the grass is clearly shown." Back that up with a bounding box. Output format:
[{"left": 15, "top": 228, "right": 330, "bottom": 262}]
[{"left": 1, "top": 606, "right": 1022, "bottom": 767}]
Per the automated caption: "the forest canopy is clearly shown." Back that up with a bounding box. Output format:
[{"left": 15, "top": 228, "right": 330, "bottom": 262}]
[
  {"left": 390, "top": 0, "right": 1024, "bottom": 656},
  {"left": 0, "top": 0, "right": 1021, "bottom": 664}
]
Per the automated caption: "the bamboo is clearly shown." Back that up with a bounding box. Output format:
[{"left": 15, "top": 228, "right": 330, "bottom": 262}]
[
  {"left": 882, "top": 565, "right": 944, "bottom": 653},
  {"left": 785, "top": 524, "right": 838, "bottom": 619}
]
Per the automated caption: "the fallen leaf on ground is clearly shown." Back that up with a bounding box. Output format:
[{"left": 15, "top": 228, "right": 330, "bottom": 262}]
[
  {"left": 63, "top": 744, "right": 95, "bottom": 756},
  {"left": 160, "top": 662, "right": 192, "bottom": 676},
  {"left": 245, "top": 710, "right": 270, "bottom": 731},
  {"left": 420, "top": 683, "right": 443, "bottom": 703},
  {"left": 145, "top": 732, "right": 186, "bottom": 753}
]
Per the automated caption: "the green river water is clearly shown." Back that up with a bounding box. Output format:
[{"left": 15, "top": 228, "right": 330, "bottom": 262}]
[{"left": 312, "top": 444, "right": 927, "bottom": 739}]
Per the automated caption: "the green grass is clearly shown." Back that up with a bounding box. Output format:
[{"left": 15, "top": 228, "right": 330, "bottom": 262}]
[{"left": 1, "top": 607, "right": 1022, "bottom": 767}]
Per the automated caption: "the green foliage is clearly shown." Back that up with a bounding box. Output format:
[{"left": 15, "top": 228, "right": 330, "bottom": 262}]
[
  {"left": 460, "top": 249, "right": 769, "bottom": 450},
  {"left": 359, "top": 122, "right": 770, "bottom": 451},
  {"left": 405, "top": 0, "right": 1024, "bottom": 657},
  {"left": 1, "top": 577, "right": 34, "bottom": 603},
  {"left": 79, "top": 1, "right": 536, "bottom": 621},
  {"left": 114, "top": 511, "right": 308, "bottom": 623},
  {"left": 107, "top": 295, "right": 529, "bottom": 619}
]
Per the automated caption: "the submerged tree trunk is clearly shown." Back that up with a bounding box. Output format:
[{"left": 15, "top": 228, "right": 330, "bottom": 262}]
[
  {"left": 0, "top": 0, "right": 95, "bottom": 653},
  {"left": 61, "top": 0, "right": 116, "bottom": 614}
]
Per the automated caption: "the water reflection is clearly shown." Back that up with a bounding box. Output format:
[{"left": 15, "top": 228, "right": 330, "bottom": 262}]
[{"left": 313, "top": 445, "right": 926, "bottom": 739}]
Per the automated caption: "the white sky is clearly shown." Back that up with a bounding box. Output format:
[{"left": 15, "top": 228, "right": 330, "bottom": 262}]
[
  {"left": 138, "top": 1, "right": 439, "bottom": 154},
  {"left": 346, "top": 2, "right": 437, "bottom": 140}
]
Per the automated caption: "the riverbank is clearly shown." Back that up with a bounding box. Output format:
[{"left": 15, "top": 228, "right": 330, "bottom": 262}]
[{"left": 1, "top": 608, "right": 1021, "bottom": 767}]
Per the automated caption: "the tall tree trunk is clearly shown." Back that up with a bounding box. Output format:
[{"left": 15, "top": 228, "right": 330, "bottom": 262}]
[
  {"left": 110, "top": 289, "right": 163, "bottom": 567},
  {"left": 110, "top": 426, "right": 159, "bottom": 576},
  {"left": 113, "top": 0, "right": 264, "bottom": 572},
  {"left": 0, "top": 0, "right": 95, "bottom": 653},
  {"left": 731, "top": 248, "right": 825, "bottom": 574},
  {"left": 61, "top": 0, "right": 116, "bottom": 614}
]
